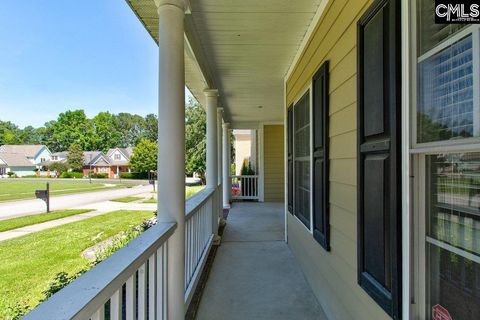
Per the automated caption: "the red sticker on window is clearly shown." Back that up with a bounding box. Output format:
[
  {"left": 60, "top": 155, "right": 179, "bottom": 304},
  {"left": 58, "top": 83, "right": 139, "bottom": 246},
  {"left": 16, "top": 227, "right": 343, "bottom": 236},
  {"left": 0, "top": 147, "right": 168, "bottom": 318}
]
[{"left": 432, "top": 304, "right": 452, "bottom": 320}]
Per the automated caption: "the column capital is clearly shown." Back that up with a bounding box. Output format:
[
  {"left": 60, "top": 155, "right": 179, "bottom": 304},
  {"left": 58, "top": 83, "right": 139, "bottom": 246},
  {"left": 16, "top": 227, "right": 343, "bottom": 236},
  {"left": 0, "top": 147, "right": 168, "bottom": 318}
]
[
  {"left": 154, "top": 0, "right": 190, "bottom": 12},
  {"left": 222, "top": 122, "right": 230, "bottom": 128},
  {"left": 204, "top": 89, "right": 219, "bottom": 97},
  {"left": 217, "top": 107, "right": 224, "bottom": 113}
]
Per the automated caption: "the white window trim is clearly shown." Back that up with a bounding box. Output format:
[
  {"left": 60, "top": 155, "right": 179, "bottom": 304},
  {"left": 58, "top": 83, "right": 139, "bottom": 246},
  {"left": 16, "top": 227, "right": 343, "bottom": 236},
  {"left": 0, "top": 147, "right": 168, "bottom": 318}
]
[
  {"left": 291, "top": 83, "right": 314, "bottom": 234},
  {"left": 412, "top": 23, "right": 480, "bottom": 150}
]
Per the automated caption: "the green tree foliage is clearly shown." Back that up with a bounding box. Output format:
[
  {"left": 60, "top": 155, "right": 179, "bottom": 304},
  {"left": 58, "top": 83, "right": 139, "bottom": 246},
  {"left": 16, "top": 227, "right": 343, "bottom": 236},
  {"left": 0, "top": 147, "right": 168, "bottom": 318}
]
[
  {"left": 0, "top": 120, "right": 21, "bottom": 145},
  {"left": 115, "top": 113, "right": 147, "bottom": 147},
  {"left": 129, "top": 139, "right": 157, "bottom": 173},
  {"left": 143, "top": 114, "right": 158, "bottom": 142},
  {"left": 48, "top": 162, "right": 68, "bottom": 177},
  {"left": 46, "top": 110, "right": 95, "bottom": 152},
  {"left": 185, "top": 99, "right": 206, "bottom": 177},
  {"left": 91, "top": 112, "right": 121, "bottom": 152},
  {"left": 67, "top": 143, "right": 84, "bottom": 172}
]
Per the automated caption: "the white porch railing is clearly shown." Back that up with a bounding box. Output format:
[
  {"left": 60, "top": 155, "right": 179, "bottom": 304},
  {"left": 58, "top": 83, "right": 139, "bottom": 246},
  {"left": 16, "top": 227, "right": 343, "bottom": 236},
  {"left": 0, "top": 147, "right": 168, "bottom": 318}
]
[
  {"left": 24, "top": 186, "right": 221, "bottom": 320},
  {"left": 231, "top": 175, "right": 259, "bottom": 200}
]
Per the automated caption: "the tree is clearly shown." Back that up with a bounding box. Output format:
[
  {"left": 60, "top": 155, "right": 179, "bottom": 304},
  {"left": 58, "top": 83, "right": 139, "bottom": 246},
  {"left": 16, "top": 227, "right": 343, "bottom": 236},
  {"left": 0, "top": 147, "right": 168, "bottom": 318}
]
[
  {"left": 91, "top": 112, "right": 121, "bottom": 152},
  {"left": 129, "top": 139, "right": 157, "bottom": 173},
  {"left": 67, "top": 143, "right": 84, "bottom": 172},
  {"left": 0, "top": 120, "right": 21, "bottom": 145},
  {"left": 143, "top": 114, "right": 158, "bottom": 142},
  {"left": 114, "top": 113, "right": 146, "bottom": 147},
  {"left": 48, "top": 162, "right": 68, "bottom": 177},
  {"left": 185, "top": 99, "right": 206, "bottom": 177},
  {"left": 46, "top": 110, "right": 95, "bottom": 152}
]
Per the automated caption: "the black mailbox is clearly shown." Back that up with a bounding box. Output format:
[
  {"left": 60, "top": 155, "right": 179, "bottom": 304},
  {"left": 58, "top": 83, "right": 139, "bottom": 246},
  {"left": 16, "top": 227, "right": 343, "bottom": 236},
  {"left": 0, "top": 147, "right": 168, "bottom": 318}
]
[{"left": 35, "top": 190, "right": 48, "bottom": 199}]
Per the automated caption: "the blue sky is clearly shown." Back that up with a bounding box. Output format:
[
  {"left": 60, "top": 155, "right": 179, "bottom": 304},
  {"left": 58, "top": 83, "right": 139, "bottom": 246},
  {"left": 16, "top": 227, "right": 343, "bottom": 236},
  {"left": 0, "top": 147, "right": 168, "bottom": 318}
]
[{"left": 0, "top": 1, "right": 190, "bottom": 128}]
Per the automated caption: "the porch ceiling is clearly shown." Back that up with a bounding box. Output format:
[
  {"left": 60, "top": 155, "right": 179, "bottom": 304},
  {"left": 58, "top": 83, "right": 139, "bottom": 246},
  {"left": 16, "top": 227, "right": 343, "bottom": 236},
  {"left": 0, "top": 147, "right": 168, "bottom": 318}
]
[{"left": 126, "top": 0, "right": 322, "bottom": 125}]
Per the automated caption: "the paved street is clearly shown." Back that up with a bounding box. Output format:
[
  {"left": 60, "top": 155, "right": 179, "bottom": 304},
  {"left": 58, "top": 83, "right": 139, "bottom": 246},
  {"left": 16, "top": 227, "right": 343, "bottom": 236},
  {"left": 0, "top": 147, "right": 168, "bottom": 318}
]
[{"left": 0, "top": 184, "right": 155, "bottom": 220}]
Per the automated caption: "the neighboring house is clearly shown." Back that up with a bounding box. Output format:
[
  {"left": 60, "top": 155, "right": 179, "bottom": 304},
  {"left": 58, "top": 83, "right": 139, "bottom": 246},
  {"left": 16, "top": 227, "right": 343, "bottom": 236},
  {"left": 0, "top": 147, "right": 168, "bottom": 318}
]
[
  {"left": 50, "top": 151, "right": 68, "bottom": 163},
  {"left": 0, "top": 145, "right": 52, "bottom": 166},
  {"left": 82, "top": 151, "right": 112, "bottom": 178},
  {"left": 0, "top": 145, "right": 52, "bottom": 177},
  {"left": 106, "top": 147, "right": 133, "bottom": 178},
  {"left": 233, "top": 129, "right": 255, "bottom": 175},
  {"left": 0, "top": 153, "right": 37, "bottom": 177},
  {"left": 40, "top": 149, "right": 133, "bottom": 178}
]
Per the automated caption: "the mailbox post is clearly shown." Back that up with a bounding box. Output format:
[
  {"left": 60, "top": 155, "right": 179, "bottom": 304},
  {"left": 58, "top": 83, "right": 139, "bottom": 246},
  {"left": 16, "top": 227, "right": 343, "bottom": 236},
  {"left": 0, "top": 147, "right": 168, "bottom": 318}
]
[{"left": 35, "top": 182, "right": 50, "bottom": 212}]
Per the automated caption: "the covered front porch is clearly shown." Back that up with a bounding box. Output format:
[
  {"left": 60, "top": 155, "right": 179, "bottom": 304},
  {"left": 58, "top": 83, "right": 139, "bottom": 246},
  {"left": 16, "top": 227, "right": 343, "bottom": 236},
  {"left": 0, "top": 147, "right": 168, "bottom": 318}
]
[{"left": 196, "top": 202, "right": 326, "bottom": 320}]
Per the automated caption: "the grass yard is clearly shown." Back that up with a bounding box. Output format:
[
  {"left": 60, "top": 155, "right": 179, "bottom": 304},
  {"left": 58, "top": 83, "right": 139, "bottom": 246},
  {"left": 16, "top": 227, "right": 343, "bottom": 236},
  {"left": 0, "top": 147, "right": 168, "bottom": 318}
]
[
  {"left": 0, "top": 209, "right": 92, "bottom": 232},
  {"left": 143, "top": 185, "right": 206, "bottom": 203},
  {"left": 0, "top": 210, "right": 154, "bottom": 318},
  {"left": 0, "top": 180, "right": 125, "bottom": 202},
  {"left": 111, "top": 196, "right": 144, "bottom": 203}
]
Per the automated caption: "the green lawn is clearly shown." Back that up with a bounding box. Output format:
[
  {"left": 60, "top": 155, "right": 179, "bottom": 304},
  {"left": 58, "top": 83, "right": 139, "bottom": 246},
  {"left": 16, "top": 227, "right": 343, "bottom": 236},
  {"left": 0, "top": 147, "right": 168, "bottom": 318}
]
[
  {"left": 143, "top": 186, "right": 205, "bottom": 203},
  {"left": 0, "top": 210, "right": 154, "bottom": 318},
  {"left": 111, "top": 196, "right": 144, "bottom": 203},
  {"left": 0, "top": 209, "right": 92, "bottom": 232},
  {"left": 0, "top": 180, "right": 125, "bottom": 202}
]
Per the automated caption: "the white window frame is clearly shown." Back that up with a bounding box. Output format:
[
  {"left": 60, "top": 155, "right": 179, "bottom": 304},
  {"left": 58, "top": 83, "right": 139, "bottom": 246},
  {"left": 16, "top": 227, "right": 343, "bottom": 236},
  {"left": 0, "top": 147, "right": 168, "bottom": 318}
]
[
  {"left": 412, "top": 22, "right": 480, "bottom": 151},
  {"left": 291, "top": 84, "right": 314, "bottom": 234},
  {"left": 409, "top": 2, "right": 480, "bottom": 318}
]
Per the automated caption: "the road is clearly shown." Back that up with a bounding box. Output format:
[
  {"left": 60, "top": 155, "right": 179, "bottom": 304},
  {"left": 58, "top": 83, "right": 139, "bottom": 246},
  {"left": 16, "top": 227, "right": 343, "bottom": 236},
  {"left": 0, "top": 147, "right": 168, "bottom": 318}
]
[{"left": 0, "top": 184, "right": 155, "bottom": 220}]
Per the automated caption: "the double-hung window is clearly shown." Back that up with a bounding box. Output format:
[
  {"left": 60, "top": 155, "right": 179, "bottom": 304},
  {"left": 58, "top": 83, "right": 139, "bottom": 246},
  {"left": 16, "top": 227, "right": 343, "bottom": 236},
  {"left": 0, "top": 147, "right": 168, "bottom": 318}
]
[
  {"left": 413, "top": 1, "right": 480, "bottom": 319},
  {"left": 293, "top": 91, "right": 311, "bottom": 229}
]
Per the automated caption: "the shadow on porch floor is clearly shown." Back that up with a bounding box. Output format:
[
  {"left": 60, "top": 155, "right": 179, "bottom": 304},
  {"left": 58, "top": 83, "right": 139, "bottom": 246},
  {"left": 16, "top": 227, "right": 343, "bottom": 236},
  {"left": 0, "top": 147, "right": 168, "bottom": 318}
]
[{"left": 196, "top": 202, "right": 327, "bottom": 320}]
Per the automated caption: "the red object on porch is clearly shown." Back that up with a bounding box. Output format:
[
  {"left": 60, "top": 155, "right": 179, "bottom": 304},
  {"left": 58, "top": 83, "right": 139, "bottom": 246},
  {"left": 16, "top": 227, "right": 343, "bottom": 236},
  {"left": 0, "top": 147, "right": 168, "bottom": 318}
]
[{"left": 432, "top": 304, "right": 452, "bottom": 320}]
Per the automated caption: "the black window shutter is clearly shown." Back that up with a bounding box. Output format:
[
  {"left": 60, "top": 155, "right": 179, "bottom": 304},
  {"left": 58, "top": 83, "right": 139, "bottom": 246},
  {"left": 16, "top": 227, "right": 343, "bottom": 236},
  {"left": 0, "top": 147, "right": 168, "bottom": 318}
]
[
  {"left": 312, "top": 61, "right": 330, "bottom": 250},
  {"left": 287, "top": 106, "right": 294, "bottom": 214},
  {"left": 357, "top": 0, "right": 401, "bottom": 319}
]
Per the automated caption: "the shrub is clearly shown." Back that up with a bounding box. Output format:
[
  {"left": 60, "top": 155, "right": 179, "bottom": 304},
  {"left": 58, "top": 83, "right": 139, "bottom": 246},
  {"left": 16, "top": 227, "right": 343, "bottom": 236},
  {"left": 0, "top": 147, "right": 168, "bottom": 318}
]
[
  {"left": 120, "top": 172, "right": 148, "bottom": 179},
  {"left": 60, "top": 172, "right": 84, "bottom": 179},
  {"left": 7, "top": 172, "right": 17, "bottom": 178},
  {"left": 91, "top": 173, "right": 108, "bottom": 179}
]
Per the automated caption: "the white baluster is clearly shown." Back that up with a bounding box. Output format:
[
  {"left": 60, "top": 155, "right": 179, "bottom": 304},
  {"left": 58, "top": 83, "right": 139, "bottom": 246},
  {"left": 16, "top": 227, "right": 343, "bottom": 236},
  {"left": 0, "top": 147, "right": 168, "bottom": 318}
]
[
  {"left": 126, "top": 275, "right": 136, "bottom": 320},
  {"left": 110, "top": 289, "right": 122, "bottom": 320},
  {"left": 138, "top": 264, "right": 147, "bottom": 320},
  {"left": 148, "top": 254, "right": 156, "bottom": 320},
  {"left": 91, "top": 305, "right": 104, "bottom": 320}
]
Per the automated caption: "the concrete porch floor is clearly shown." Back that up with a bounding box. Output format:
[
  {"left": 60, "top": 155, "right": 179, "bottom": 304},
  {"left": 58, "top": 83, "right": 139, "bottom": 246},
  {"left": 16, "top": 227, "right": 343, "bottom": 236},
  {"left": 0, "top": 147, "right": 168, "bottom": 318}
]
[{"left": 196, "top": 202, "right": 327, "bottom": 320}]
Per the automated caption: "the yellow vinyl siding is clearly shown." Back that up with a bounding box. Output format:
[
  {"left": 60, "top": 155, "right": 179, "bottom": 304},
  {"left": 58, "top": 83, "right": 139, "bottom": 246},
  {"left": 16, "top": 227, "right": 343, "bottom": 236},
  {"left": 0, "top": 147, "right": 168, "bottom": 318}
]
[
  {"left": 263, "top": 125, "right": 284, "bottom": 202},
  {"left": 285, "top": 0, "right": 391, "bottom": 319}
]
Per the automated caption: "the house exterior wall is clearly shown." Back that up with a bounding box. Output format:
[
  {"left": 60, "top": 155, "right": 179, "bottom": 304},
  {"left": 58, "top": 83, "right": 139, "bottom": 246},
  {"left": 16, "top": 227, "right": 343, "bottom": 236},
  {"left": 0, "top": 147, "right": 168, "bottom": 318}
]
[
  {"left": 263, "top": 125, "right": 284, "bottom": 202},
  {"left": 33, "top": 147, "right": 52, "bottom": 165},
  {"left": 285, "top": 0, "right": 390, "bottom": 319},
  {"left": 8, "top": 166, "right": 36, "bottom": 177}
]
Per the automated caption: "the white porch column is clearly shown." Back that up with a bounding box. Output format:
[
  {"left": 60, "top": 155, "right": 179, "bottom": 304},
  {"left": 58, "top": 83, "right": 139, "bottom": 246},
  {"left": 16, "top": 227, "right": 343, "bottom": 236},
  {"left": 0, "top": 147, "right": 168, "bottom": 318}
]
[
  {"left": 217, "top": 108, "right": 225, "bottom": 225},
  {"left": 205, "top": 90, "right": 219, "bottom": 188},
  {"left": 217, "top": 109, "right": 223, "bottom": 185},
  {"left": 205, "top": 89, "right": 221, "bottom": 241},
  {"left": 155, "top": 0, "right": 187, "bottom": 319},
  {"left": 222, "top": 122, "right": 231, "bottom": 208}
]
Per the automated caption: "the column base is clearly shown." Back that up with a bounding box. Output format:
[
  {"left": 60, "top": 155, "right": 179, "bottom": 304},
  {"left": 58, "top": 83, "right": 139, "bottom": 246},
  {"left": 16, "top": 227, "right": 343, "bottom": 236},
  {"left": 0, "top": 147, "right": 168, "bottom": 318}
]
[
  {"left": 213, "top": 234, "right": 222, "bottom": 245},
  {"left": 222, "top": 204, "right": 231, "bottom": 209},
  {"left": 219, "top": 217, "right": 227, "bottom": 227}
]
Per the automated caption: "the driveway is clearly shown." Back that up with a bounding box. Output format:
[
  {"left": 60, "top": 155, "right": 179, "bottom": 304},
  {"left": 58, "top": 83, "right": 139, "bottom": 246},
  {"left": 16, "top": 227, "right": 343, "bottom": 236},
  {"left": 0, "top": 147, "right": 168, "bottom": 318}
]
[{"left": 0, "top": 184, "right": 155, "bottom": 220}]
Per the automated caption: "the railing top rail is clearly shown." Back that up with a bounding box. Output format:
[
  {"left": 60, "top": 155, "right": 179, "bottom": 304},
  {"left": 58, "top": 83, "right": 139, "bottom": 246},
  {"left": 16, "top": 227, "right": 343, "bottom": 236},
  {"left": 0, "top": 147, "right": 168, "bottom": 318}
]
[
  {"left": 231, "top": 175, "right": 259, "bottom": 178},
  {"left": 185, "top": 186, "right": 216, "bottom": 220},
  {"left": 24, "top": 222, "right": 176, "bottom": 320}
]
